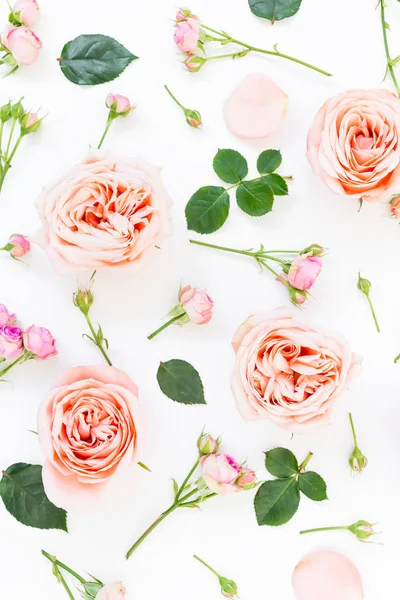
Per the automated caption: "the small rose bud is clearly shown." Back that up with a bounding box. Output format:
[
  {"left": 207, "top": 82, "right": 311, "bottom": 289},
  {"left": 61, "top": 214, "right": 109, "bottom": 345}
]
[
  {"left": 198, "top": 432, "right": 220, "bottom": 455},
  {"left": 179, "top": 285, "right": 213, "bottom": 325},
  {"left": 174, "top": 16, "right": 200, "bottom": 54},
  {"left": 288, "top": 285, "right": 307, "bottom": 306},
  {"left": 348, "top": 520, "right": 377, "bottom": 541},
  {"left": 23, "top": 325, "right": 57, "bottom": 360},
  {"left": 301, "top": 243, "right": 325, "bottom": 257},
  {"left": 73, "top": 287, "right": 94, "bottom": 316},
  {"left": 0, "top": 325, "right": 23, "bottom": 359},
  {"left": 219, "top": 577, "right": 239, "bottom": 599},
  {"left": 106, "top": 93, "right": 134, "bottom": 117},
  {"left": 349, "top": 446, "right": 368, "bottom": 473},
  {"left": 236, "top": 468, "right": 257, "bottom": 490},
  {"left": 288, "top": 253, "right": 323, "bottom": 291},
  {"left": 184, "top": 54, "right": 206, "bottom": 72},
  {"left": 0, "top": 304, "right": 16, "bottom": 327},
  {"left": 10, "top": 0, "right": 40, "bottom": 27},
  {"left": 7, "top": 234, "right": 30, "bottom": 258},
  {"left": 0, "top": 102, "right": 12, "bottom": 123},
  {"left": 390, "top": 195, "right": 400, "bottom": 219},
  {"left": 95, "top": 581, "right": 126, "bottom": 600},
  {"left": 176, "top": 8, "right": 196, "bottom": 21},
  {"left": 11, "top": 99, "right": 24, "bottom": 119},
  {"left": 20, "top": 111, "right": 42, "bottom": 135},
  {"left": 185, "top": 108, "right": 202, "bottom": 128},
  {"left": 357, "top": 273, "right": 371, "bottom": 296},
  {"left": 1, "top": 25, "right": 42, "bottom": 65}
]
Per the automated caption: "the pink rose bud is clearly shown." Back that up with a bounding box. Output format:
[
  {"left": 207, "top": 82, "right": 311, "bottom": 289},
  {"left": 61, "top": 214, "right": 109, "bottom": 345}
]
[
  {"left": 236, "top": 468, "right": 257, "bottom": 490},
  {"left": 174, "top": 17, "right": 200, "bottom": 54},
  {"left": 185, "top": 108, "right": 202, "bottom": 128},
  {"left": 176, "top": 8, "right": 197, "bottom": 21},
  {"left": 106, "top": 93, "right": 133, "bottom": 116},
  {"left": 0, "top": 325, "right": 23, "bottom": 359},
  {"left": 8, "top": 234, "right": 30, "bottom": 257},
  {"left": 95, "top": 582, "right": 126, "bottom": 600},
  {"left": 200, "top": 454, "right": 242, "bottom": 495},
  {"left": 20, "top": 112, "right": 42, "bottom": 135},
  {"left": 197, "top": 433, "right": 220, "bottom": 455},
  {"left": 179, "top": 285, "right": 213, "bottom": 325},
  {"left": 11, "top": 0, "right": 40, "bottom": 27},
  {"left": 390, "top": 195, "right": 400, "bottom": 219},
  {"left": 288, "top": 253, "right": 323, "bottom": 291},
  {"left": 184, "top": 54, "right": 206, "bottom": 72},
  {"left": 349, "top": 447, "right": 368, "bottom": 473},
  {"left": 23, "top": 325, "right": 57, "bottom": 360},
  {"left": 1, "top": 24, "right": 42, "bottom": 65},
  {"left": 0, "top": 304, "right": 16, "bottom": 326}
]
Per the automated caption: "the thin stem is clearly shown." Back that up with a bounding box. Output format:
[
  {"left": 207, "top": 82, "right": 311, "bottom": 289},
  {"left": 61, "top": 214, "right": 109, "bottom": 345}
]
[
  {"left": 0, "top": 134, "right": 23, "bottom": 191},
  {"left": 300, "top": 525, "right": 349, "bottom": 535},
  {"left": 57, "top": 571, "right": 75, "bottom": 600},
  {"left": 0, "top": 353, "right": 26, "bottom": 378},
  {"left": 258, "top": 259, "right": 288, "bottom": 286},
  {"left": 0, "top": 121, "right": 4, "bottom": 166},
  {"left": 299, "top": 452, "right": 313, "bottom": 472},
  {"left": 176, "top": 458, "right": 200, "bottom": 499},
  {"left": 147, "top": 312, "right": 186, "bottom": 340},
  {"left": 97, "top": 118, "right": 113, "bottom": 150},
  {"left": 190, "top": 239, "right": 256, "bottom": 258},
  {"left": 201, "top": 24, "right": 332, "bottom": 76},
  {"left": 348, "top": 413, "right": 358, "bottom": 447},
  {"left": 5, "top": 117, "right": 16, "bottom": 160},
  {"left": 42, "top": 551, "right": 86, "bottom": 584},
  {"left": 164, "top": 85, "right": 185, "bottom": 111},
  {"left": 85, "top": 314, "right": 112, "bottom": 366},
  {"left": 206, "top": 52, "right": 248, "bottom": 62},
  {"left": 394, "top": 353, "right": 400, "bottom": 364},
  {"left": 367, "top": 296, "right": 380, "bottom": 333},
  {"left": 379, "top": 0, "right": 400, "bottom": 96},
  {"left": 193, "top": 555, "right": 220, "bottom": 577}
]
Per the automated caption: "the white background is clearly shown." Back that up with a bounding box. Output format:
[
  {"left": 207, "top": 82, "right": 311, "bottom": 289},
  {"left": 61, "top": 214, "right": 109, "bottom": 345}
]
[{"left": 0, "top": 0, "right": 399, "bottom": 597}]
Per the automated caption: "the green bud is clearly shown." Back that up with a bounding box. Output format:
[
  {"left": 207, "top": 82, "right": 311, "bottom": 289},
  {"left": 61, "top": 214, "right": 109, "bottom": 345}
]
[
  {"left": 184, "top": 108, "right": 202, "bottom": 128},
  {"left": 301, "top": 243, "right": 325, "bottom": 257},
  {"left": 11, "top": 100, "right": 24, "bottom": 119},
  {"left": 73, "top": 287, "right": 94, "bottom": 315},
  {"left": 219, "top": 576, "right": 239, "bottom": 599},
  {"left": 348, "top": 520, "right": 376, "bottom": 541},
  {"left": 288, "top": 285, "right": 307, "bottom": 307},
  {"left": 0, "top": 102, "right": 11, "bottom": 123},
  {"left": 184, "top": 55, "right": 206, "bottom": 72},
  {"left": 357, "top": 272, "right": 371, "bottom": 296},
  {"left": 349, "top": 446, "right": 368, "bottom": 473}
]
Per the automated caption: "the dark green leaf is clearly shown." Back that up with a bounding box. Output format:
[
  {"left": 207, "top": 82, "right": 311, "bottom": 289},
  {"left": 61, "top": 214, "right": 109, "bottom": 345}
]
[
  {"left": 186, "top": 186, "right": 230, "bottom": 233},
  {"left": 257, "top": 150, "right": 282, "bottom": 174},
  {"left": 0, "top": 463, "right": 68, "bottom": 531},
  {"left": 298, "top": 472, "right": 328, "bottom": 502},
  {"left": 254, "top": 478, "right": 300, "bottom": 526},
  {"left": 249, "top": 0, "right": 302, "bottom": 23},
  {"left": 59, "top": 34, "right": 138, "bottom": 85},
  {"left": 262, "top": 173, "right": 288, "bottom": 196},
  {"left": 213, "top": 149, "right": 248, "bottom": 183},
  {"left": 157, "top": 359, "right": 205, "bottom": 405},
  {"left": 236, "top": 179, "right": 274, "bottom": 216},
  {"left": 265, "top": 448, "right": 299, "bottom": 478}
]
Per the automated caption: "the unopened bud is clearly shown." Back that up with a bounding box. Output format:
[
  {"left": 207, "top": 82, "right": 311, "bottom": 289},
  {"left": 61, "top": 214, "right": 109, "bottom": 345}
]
[
  {"left": 349, "top": 446, "right": 368, "bottom": 473},
  {"left": 185, "top": 108, "right": 202, "bottom": 128},
  {"left": 219, "top": 577, "right": 239, "bottom": 599},
  {"left": 236, "top": 468, "right": 257, "bottom": 490},
  {"left": 73, "top": 287, "right": 94, "bottom": 315},
  {"left": 198, "top": 432, "right": 219, "bottom": 455},
  {"left": 184, "top": 54, "right": 206, "bottom": 72},
  {"left": 11, "top": 100, "right": 24, "bottom": 119},
  {"left": 20, "top": 112, "right": 42, "bottom": 135},
  {"left": 348, "top": 520, "right": 377, "bottom": 541},
  {"left": 0, "top": 102, "right": 12, "bottom": 123}
]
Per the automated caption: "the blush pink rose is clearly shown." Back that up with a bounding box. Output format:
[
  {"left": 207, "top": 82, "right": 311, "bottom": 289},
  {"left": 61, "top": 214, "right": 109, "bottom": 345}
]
[
  {"left": 34, "top": 151, "right": 172, "bottom": 273},
  {"left": 37, "top": 365, "right": 144, "bottom": 510},
  {"left": 288, "top": 253, "right": 322, "bottom": 291},
  {"left": 1, "top": 24, "right": 41, "bottom": 65},
  {"left": 179, "top": 285, "right": 213, "bottom": 324},
  {"left": 200, "top": 454, "right": 241, "bottom": 495},
  {"left": 8, "top": 234, "right": 30, "bottom": 258},
  {"left": 307, "top": 89, "right": 400, "bottom": 202},
  {"left": 0, "top": 326, "right": 23, "bottom": 359},
  {"left": 96, "top": 582, "right": 126, "bottom": 600},
  {"left": 231, "top": 307, "right": 361, "bottom": 433},
  {"left": 0, "top": 305, "right": 16, "bottom": 326},
  {"left": 23, "top": 326, "right": 57, "bottom": 359},
  {"left": 174, "top": 17, "right": 200, "bottom": 54},
  {"left": 12, "top": 0, "right": 40, "bottom": 26},
  {"left": 106, "top": 93, "right": 133, "bottom": 115}
]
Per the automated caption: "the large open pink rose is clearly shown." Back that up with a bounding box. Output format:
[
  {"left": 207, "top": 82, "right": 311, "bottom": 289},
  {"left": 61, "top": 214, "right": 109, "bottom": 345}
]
[
  {"left": 307, "top": 89, "right": 400, "bottom": 202},
  {"left": 35, "top": 151, "right": 172, "bottom": 273},
  {"left": 37, "top": 365, "right": 144, "bottom": 510},
  {"left": 231, "top": 307, "right": 361, "bottom": 433}
]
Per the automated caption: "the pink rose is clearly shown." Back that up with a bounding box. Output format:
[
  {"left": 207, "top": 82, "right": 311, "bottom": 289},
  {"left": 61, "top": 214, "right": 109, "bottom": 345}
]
[
  {"left": 23, "top": 326, "right": 56, "bottom": 359},
  {"left": 8, "top": 234, "right": 30, "bottom": 258},
  {"left": 231, "top": 307, "right": 361, "bottom": 433},
  {"left": 34, "top": 151, "right": 172, "bottom": 273},
  {"left": 37, "top": 365, "right": 144, "bottom": 510},
  {"left": 200, "top": 454, "right": 241, "bottom": 495},
  {"left": 0, "top": 326, "right": 23, "bottom": 359},
  {"left": 1, "top": 24, "right": 41, "bottom": 65},
  {"left": 106, "top": 93, "right": 133, "bottom": 115},
  {"left": 236, "top": 468, "right": 257, "bottom": 490},
  {"left": 96, "top": 582, "right": 126, "bottom": 600},
  {"left": 390, "top": 195, "right": 400, "bottom": 219},
  {"left": 288, "top": 253, "right": 322, "bottom": 291},
  {"left": 174, "top": 17, "right": 200, "bottom": 54},
  {"left": 307, "top": 89, "right": 400, "bottom": 202},
  {"left": 179, "top": 286, "right": 213, "bottom": 324},
  {"left": 12, "top": 0, "right": 40, "bottom": 26},
  {"left": 0, "top": 305, "right": 16, "bottom": 326}
]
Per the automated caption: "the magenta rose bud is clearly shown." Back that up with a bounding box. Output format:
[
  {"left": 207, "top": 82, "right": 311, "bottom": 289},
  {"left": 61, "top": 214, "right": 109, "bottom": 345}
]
[
  {"left": 0, "top": 304, "right": 16, "bottom": 326},
  {"left": 1, "top": 24, "right": 42, "bottom": 65},
  {"left": 95, "top": 582, "right": 126, "bottom": 600},
  {"left": 236, "top": 468, "right": 257, "bottom": 490},
  {"left": 179, "top": 285, "right": 213, "bottom": 325},
  {"left": 23, "top": 326, "right": 57, "bottom": 359},
  {"left": 200, "top": 454, "right": 242, "bottom": 495},
  {"left": 8, "top": 234, "right": 30, "bottom": 258},
  {"left": 106, "top": 93, "right": 133, "bottom": 116},
  {"left": 12, "top": 0, "right": 40, "bottom": 26},
  {"left": 0, "top": 325, "right": 23, "bottom": 359},
  {"left": 197, "top": 432, "right": 220, "bottom": 455},
  {"left": 174, "top": 17, "right": 200, "bottom": 54},
  {"left": 288, "top": 253, "right": 323, "bottom": 291}
]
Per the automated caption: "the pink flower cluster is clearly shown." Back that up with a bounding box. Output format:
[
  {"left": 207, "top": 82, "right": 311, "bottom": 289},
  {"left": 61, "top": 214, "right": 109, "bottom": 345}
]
[
  {"left": 0, "top": 304, "right": 56, "bottom": 368},
  {"left": 173, "top": 9, "right": 206, "bottom": 72},
  {"left": 1, "top": 0, "right": 41, "bottom": 69}
]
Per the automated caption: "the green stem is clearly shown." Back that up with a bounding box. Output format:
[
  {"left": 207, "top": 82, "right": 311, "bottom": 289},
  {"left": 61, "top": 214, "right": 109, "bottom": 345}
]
[
  {"left": 348, "top": 413, "right": 358, "bottom": 447},
  {"left": 97, "top": 118, "right": 113, "bottom": 150},
  {"left": 367, "top": 296, "right": 380, "bottom": 333},
  {"left": 164, "top": 85, "right": 185, "bottom": 111},
  {"left": 84, "top": 314, "right": 112, "bottom": 366},
  {"left": 201, "top": 24, "right": 332, "bottom": 76},
  {"left": 0, "top": 353, "right": 27, "bottom": 378},
  {"left": 41, "top": 551, "right": 86, "bottom": 584},
  {"left": 190, "top": 239, "right": 257, "bottom": 258},
  {"left": 258, "top": 258, "right": 288, "bottom": 286},
  {"left": 193, "top": 555, "right": 220, "bottom": 577},
  {"left": 379, "top": 0, "right": 400, "bottom": 96},
  {"left": 300, "top": 525, "right": 349, "bottom": 535},
  {"left": 5, "top": 117, "right": 16, "bottom": 159},
  {"left": 394, "top": 353, "right": 400, "bottom": 364},
  {"left": 147, "top": 312, "right": 186, "bottom": 340},
  {"left": 176, "top": 458, "right": 200, "bottom": 499},
  {"left": 0, "top": 134, "right": 23, "bottom": 191},
  {"left": 298, "top": 452, "right": 313, "bottom": 472},
  {"left": 0, "top": 121, "right": 4, "bottom": 166}
]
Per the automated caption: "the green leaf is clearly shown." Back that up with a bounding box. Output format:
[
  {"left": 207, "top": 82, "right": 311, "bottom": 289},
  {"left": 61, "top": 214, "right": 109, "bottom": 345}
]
[
  {"left": 265, "top": 448, "right": 299, "bottom": 478},
  {"left": 254, "top": 478, "right": 300, "bottom": 526},
  {"left": 248, "top": 0, "right": 302, "bottom": 23},
  {"left": 59, "top": 34, "right": 138, "bottom": 85},
  {"left": 262, "top": 173, "right": 288, "bottom": 196},
  {"left": 0, "top": 463, "right": 68, "bottom": 531},
  {"left": 213, "top": 149, "right": 248, "bottom": 183},
  {"left": 172, "top": 478, "right": 179, "bottom": 498},
  {"left": 157, "top": 359, "right": 206, "bottom": 405},
  {"left": 186, "top": 186, "right": 230, "bottom": 233},
  {"left": 257, "top": 149, "right": 282, "bottom": 174},
  {"left": 236, "top": 179, "right": 274, "bottom": 216},
  {"left": 298, "top": 472, "right": 328, "bottom": 502}
]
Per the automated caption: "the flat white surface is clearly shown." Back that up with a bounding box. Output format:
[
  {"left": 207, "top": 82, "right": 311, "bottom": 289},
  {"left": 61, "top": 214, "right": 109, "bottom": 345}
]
[{"left": 0, "top": 0, "right": 399, "bottom": 597}]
